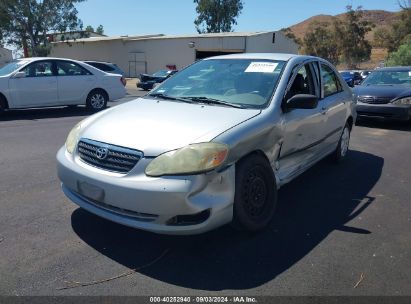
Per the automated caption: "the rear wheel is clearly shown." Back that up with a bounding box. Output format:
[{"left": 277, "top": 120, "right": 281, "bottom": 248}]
[
  {"left": 232, "top": 154, "right": 277, "bottom": 232},
  {"left": 333, "top": 123, "right": 351, "bottom": 162},
  {"left": 86, "top": 89, "right": 108, "bottom": 111}
]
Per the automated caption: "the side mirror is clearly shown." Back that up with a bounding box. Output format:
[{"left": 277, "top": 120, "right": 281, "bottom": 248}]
[
  {"left": 285, "top": 94, "right": 318, "bottom": 111},
  {"left": 13, "top": 71, "right": 26, "bottom": 79}
]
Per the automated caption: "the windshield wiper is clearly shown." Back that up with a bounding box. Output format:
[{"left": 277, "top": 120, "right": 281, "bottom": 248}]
[
  {"left": 147, "top": 93, "right": 192, "bottom": 103},
  {"left": 183, "top": 96, "right": 244, "bottom": 108}
]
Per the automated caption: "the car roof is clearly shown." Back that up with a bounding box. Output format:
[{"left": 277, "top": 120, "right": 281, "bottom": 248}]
[
  {"left": 17, "top": 57, "right": 88, "bottom": 64},
  {"left": 204, "top": 53, "right": 308, "bottom": 61}
]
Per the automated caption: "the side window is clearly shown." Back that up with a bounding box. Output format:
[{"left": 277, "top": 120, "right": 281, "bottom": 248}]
[
  {"left": 321, "top": 64, "right": 343, "bottom": 97},
  {"left": 21, "top": 61, "right": 54, "bottom": 77},
  {"left": 286, "top": 64, "right": 316, "bottom": 100},
  {"left": 56, "top": 61, "right": 92, "bottom": 76}
]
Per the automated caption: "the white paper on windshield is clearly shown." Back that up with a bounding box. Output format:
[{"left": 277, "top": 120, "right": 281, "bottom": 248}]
[
  {"left": 245, "top": 62, "right": 278, "bottom": 73},
  {"left": 409, "top": 71, "right": 411, "bottom": 76}
]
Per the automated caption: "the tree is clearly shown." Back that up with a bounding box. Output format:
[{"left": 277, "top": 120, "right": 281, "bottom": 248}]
[
  {"left": 85, "top": 25, "right": 104, "bottom": 35},
  {"left": 85, "top": 25, "right": 94, "bottom": 32},
  {"left": 96, "top": 25, "right": 104, "bottom": 35},
  {"left": 373, "top": 27, "right": 391, "bottom": 48},
  {"left": 338, "top": 6, "right": 374, "bottom": 68},
  {"left": 302, "top": 21, "right": 340, "bottom": 65},
  {"left": 0, "top": 0, "right": 85, "bottom": 57},
  {"left": 388, "top": 1, "right": 411, "bottom": 51},
  {"left": 193, "top": 0, "right": 243, "bottom": 33},
  {"left": 386, "top": 40, "right": 411, "bottom": 66}
]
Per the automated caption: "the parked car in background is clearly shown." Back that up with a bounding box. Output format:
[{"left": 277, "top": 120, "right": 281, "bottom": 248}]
[
  {"left": 360, "top": 70, "right": 372, "bottom": 80},
  {"left": 57, "top": 53, "right": 355, "bottom": 235},
  {"left": 354, "top": 66, "right": 411, "bottom": 121},
  {"left": 84, "top": 60, "right": 127, "bottom": 85},
  {"left": 0, "top": 57, "right": 126, "bottom": 113},
  {"left": 137, "top": 69, "right": 178, "bottom": 90},
  {"left": 339, "top": 70, "right": 363, "bottom": 87}
]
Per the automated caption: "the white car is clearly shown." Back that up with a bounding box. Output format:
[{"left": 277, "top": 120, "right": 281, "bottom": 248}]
[{"left": 0, "top": 57, "right": 127, "bottom": 113}]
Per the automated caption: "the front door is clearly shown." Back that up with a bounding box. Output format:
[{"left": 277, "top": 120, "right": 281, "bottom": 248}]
[
  {"left": 277, "top": 62, "right": 325, "bottom": 182},
  {"left": 9, "top": 60, "right": 58, "bottom": 108}
]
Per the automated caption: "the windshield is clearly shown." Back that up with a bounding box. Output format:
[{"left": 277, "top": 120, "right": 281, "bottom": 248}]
[
  {"left": 361, "top": 70, "right": 411, "bottom": 86},
  {"left": 153, "top": 70, "right": 171, "bottom": 77},
  {"left": 148, "top": 59, "right": 286, "bottom": 109},
  {"left": 0, "top": 60, "right": 29, "bottom": 76}
]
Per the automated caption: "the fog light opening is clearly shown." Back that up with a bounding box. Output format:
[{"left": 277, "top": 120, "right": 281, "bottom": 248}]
[{"left": 166, "top": 209, "right": 211, "bottom": 226}]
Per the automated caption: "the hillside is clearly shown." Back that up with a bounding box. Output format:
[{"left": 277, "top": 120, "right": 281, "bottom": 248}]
[{"left": 287, "top": 10, "right": 401, "bottom": 68}]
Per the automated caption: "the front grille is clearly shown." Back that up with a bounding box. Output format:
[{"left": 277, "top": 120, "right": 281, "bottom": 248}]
[
  {"left": 358, "top": 96, "right": 392, "bottom": 104},
  {"left": 77, "top": 138, "right": 143, "bottom": 173}
]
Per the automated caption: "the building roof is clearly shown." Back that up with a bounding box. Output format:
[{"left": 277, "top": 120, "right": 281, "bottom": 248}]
[
  {"left": 128, "top": 31, "right": 275, "bottom": 41},
  {"left": 51, "top": 31, "right": 279, "bottom": 44},
  {"left": 206, "top": 53, "right": 299, "bottom": 61},
  {"left": 51, "top": 34, "right": 164, "bottom": 44}
]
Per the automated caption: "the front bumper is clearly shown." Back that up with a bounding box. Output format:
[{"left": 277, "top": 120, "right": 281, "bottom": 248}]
[
  {"left": 57, "top": 147, "right": 235, "bottom": 235},
  {"left": 356, "top": 102, "right": 411, "bottom": 121},
  {"left": 136, "top": 82, "right": 155, "bottom": 90}
]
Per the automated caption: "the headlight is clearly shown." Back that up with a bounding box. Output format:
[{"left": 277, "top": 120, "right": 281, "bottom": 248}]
[
  {"left": 145, "top": 143, "right": 229, "bottom": 177},
  {"left": 65, "top": 122, "right": 82, "bottom": 154},
  {"left": 392, "top": 97, "right": 411, "bottom": 105}
]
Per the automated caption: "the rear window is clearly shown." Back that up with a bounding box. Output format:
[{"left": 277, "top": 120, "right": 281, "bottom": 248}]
[{"left": 87, "top": 62, "right": 115, "bottom": 72}]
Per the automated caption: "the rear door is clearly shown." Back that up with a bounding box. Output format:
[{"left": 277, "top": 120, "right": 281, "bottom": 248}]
[
  {"left": 9, "top": 60, "right": 58, "bottom": 108},
  {"left": 55, "top": 60, "right": 96, "bottom": 105},
  {"left": 319, "top": 63, "right": 349, "bottom": 150},
  {"left": 277, "top": 62, "right": 325, "bottom": 181}
]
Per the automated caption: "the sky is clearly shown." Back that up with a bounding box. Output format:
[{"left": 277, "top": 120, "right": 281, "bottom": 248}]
[{"left": 76, "top": 0, "right": 403, "bottom": 37}]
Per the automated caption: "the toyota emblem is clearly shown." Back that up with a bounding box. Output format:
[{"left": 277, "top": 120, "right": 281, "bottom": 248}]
[{"left": 96, "top": 147, "right": 109, "bottom": 160}]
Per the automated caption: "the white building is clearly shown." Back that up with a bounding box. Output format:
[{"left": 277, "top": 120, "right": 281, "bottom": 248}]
[
  {"left": 50, "top": 31, "right": 299, "bottom": 77},
  {"left": 0, "top": 47, "right": 13, "bottom": 67}
]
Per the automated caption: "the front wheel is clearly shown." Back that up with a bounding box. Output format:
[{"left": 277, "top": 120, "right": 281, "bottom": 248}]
[
  {"left": 333, "top": 123, "right": 351, "bottom": 162},
  {"left": 0, "top": 95, "right": 7, "bottom": 114},
  {"left": 232, "top": 154, "right": 277, "bottom": 232},
  {"left": 86, "top": 89, "right": 108, "bottom": 111}
]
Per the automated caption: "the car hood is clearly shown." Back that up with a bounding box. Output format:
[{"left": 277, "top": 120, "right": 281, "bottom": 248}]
[
  {"left": 80, "top": 98, "right": 261, "bottom": 156},
  {"left": 353, "top": 85, "right": 411, "bottom": 100}
]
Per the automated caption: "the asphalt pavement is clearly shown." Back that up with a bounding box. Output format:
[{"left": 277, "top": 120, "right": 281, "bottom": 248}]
[{"left": 0, "top": 94, "right": 410, "bottom": 296}]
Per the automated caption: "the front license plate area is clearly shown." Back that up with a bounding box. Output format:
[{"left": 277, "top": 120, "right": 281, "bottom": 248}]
[{"left": 77, "top": 181, "right": 105, "bottom": 202}]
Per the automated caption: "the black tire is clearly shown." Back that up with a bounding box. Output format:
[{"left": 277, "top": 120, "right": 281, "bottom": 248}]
[
  {"left": 0, "top": 95, "right": 7, "bottom": 113},
  {"left": 86, "top": 89, "right": 108, "bottom": 111},
  {"left": 332, "top": 123, "right": 351, "bottom": 162},
  {"left": 232, "top": 154, "right": 278, "bottom": 232}
]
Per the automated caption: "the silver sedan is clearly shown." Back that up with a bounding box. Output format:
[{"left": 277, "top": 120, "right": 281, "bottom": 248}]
[{"left": 57, "top": 53, "right": 355, "bottom": 235}]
